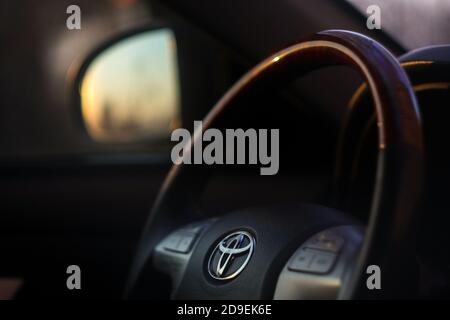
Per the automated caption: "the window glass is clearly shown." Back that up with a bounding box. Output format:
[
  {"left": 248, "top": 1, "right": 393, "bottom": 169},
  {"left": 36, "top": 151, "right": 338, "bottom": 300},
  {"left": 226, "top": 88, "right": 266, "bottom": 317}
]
[{"left": 80, "top": 29, "right": 181, "bottom": 143}]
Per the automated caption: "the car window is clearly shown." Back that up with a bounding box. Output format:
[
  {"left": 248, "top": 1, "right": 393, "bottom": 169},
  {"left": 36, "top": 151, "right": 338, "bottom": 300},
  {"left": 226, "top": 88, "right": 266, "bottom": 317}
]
[
  {"left": 80, "top": 29, "right": 181, "bottom": 143},
  {"left": 0, "top": 0, "right": 234, "bottom": 158}
]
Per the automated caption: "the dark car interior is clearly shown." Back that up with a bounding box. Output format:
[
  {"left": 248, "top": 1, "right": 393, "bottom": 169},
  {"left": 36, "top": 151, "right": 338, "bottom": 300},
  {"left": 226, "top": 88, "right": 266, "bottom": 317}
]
[{"left": 1, "top": 0, "right": 450, "bottom": 300}]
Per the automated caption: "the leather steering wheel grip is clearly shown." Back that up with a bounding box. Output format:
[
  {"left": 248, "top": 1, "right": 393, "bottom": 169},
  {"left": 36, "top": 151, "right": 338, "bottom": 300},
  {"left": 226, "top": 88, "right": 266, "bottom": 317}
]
[{"left": 126, "top": 30, "right": 424, "bottom": 299}]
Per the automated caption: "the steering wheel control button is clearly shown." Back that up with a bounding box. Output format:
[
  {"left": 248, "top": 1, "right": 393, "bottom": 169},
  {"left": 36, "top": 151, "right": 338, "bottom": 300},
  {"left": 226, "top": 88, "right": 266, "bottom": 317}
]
[
  {"left": 207, "top": 231, "right": 256, "bottom": 281},
  {"left": 288, "top": 248, "right": 316, "bottom": 272},
  {"left": 309, "top": 251, "right": 337, "bottom": 274},
  {"left": 288, "top": 248, "right": 337, "bottom": 274},
  {"left": 182, "top": 223, "right": 204, "bottom": 234},
  {"left": 163, "top": 232, "right": 198, "bottom": 254},
  {"left": 176, "top": 233, "right": 196, "bottom": 253},
  {"left": 163, "top": 234, "right": 182, "bottom": 252},
  {"left": 305, "top": 232, "right": 344, "bottom": 253}
]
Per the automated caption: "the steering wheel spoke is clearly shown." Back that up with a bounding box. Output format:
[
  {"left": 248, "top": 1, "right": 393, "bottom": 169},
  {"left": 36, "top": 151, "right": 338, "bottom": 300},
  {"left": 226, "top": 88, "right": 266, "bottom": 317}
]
[
  {"left": 153, "top": 219, "right": 215, "bottom": 296},
  {"left": 274, "top": 225, "right": 363, "bottom": 299}
]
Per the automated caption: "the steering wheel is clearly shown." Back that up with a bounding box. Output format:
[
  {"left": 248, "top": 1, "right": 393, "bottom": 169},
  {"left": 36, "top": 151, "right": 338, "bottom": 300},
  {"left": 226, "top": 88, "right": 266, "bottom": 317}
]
[{"left": 125, "top": 30, "right": 424, "bottom": 299}]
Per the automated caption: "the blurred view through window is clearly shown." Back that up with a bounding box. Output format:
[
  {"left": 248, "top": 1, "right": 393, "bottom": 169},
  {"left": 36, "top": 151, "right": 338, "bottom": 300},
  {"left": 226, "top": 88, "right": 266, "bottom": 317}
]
[{"left": 80, "top": 29, "right": 181, "bottom": 143}]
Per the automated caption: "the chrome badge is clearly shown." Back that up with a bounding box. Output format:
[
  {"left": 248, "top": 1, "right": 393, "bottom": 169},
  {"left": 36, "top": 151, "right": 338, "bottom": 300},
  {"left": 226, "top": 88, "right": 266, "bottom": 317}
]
[{"left": 207, "top": 231, "right": 255, "bottom": 280}]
